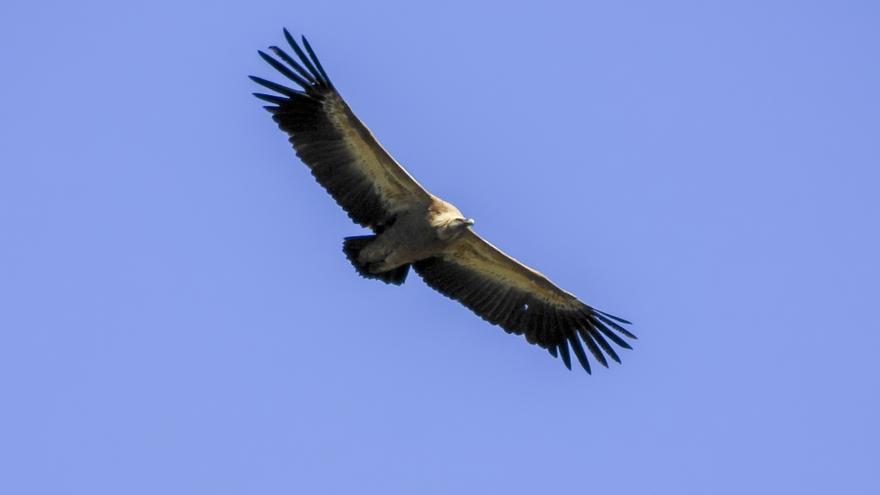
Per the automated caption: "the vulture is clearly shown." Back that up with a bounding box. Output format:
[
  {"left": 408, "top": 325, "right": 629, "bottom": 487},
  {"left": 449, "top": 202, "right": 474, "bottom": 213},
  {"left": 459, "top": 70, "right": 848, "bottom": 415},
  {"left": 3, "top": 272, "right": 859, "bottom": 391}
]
[{"left": 250, "top": 30, "right": 635, "bottom": 373}]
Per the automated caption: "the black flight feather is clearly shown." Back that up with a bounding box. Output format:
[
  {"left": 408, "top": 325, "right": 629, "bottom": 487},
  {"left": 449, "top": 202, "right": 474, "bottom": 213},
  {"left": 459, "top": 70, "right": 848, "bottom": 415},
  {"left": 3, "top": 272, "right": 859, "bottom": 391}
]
[
  {"left": 257, "top": 50, "right": 311, "bottom": 89},
  {"left": 588, "top": 327, "right": 621, "bottom": 364},
  {"left": 567, "top": 329, "right": 592, "bottom": 374},
  {"left": 249, "top": 75, "right": 301, "bottom": 97},
  {"left": 253, "top": 92, "right": 287, "bottom": 105},
  {"left": 269, "top": 45, "right": 316, "bottom": 83},
  {"left": 301, "top": 35, "right": 332, "bottom": 86},
  {"left": 284, "top": 29, "right": 324, "bottom": 84},
  {"left": 594, "top": 312, "right": 638, "bottom": 340},
  {"left": 557, "top": 339, "right": 572, "bottom": 370}
]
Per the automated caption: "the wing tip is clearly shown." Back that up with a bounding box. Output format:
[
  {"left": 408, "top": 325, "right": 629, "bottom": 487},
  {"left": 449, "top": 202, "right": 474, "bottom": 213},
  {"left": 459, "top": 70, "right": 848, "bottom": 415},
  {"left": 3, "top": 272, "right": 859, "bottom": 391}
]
[
  {"left": 557, "top": 341, "right": 573, "bottom": 370},
  {"left": 597, "top": 309, "right": 633, "bottom": 326},
  {"left": 279, "top": 28, "right": 332, "bottom": 88}
]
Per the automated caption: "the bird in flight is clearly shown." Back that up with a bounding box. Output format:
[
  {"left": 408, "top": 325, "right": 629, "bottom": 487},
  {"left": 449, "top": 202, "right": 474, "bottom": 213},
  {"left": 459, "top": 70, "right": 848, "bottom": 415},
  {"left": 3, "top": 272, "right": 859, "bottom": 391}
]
[{"left": 251, "top": 30, "right": 635, "bottom": 373}]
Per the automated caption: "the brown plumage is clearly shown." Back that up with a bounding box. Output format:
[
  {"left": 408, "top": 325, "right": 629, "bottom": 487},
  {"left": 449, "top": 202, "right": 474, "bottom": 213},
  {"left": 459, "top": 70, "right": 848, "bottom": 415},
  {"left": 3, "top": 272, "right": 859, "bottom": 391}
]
[{"left": 251, "top": 30, "right": 635, "bottom": 372}]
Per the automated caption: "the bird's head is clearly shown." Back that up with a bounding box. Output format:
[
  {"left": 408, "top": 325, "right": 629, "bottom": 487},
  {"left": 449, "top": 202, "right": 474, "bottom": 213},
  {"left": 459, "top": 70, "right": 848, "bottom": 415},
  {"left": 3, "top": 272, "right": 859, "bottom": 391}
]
[{"left": 438, "top": 217, "right": 475, "bottom": 240}]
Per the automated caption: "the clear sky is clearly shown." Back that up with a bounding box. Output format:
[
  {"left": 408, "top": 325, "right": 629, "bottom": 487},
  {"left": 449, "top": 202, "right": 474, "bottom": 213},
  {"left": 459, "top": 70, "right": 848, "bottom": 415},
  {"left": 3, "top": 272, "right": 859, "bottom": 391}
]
[{"left": 2, "top": 1, "right": 879, "bottom": 493}]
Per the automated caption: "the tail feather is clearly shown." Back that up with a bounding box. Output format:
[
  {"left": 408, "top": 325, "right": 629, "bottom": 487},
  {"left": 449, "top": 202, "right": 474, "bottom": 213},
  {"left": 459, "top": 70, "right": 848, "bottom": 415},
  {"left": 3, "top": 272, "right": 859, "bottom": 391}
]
[{"left": 342, "top": 236, "right": 410, "bottom": 286}]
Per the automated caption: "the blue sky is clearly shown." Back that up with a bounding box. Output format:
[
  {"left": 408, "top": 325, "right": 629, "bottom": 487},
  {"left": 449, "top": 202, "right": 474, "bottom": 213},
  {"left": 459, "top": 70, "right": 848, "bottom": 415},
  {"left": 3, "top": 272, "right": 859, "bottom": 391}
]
[{"left": 2, "top": 1, "right": 879, "bottom": 493}]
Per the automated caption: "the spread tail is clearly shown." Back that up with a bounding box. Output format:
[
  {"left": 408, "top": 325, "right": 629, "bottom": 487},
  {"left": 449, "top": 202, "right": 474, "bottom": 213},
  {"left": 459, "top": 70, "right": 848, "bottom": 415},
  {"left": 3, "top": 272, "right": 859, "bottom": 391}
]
[{"left": 342, "top": 235, "right": 410, "bottom": 286}]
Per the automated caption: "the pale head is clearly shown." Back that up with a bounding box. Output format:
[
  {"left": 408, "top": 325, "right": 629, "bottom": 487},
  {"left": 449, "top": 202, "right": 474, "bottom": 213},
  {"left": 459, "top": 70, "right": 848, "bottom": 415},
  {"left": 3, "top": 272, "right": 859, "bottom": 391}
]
[{"left": 437, "top": 217, "right": 475, "bottom": 240}]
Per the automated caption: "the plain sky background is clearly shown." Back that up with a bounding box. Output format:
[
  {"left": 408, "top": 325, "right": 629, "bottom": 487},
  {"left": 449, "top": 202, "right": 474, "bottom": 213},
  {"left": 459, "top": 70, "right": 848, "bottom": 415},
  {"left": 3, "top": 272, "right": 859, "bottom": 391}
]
[{"left": 2, "top": 0, "right": 878, "bottom": 493}]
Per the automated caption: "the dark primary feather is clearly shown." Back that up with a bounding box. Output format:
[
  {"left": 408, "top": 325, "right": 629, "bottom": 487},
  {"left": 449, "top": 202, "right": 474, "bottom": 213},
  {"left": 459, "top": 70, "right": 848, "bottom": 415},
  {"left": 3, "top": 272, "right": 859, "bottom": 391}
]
[
  {"left": 253, "top": 93, "right": 287, "bottom": 105},
  {"left": 567, "top": 328, "right": 591, "bottom": 373},
  {"left": 557, "top": 340, "right": 572, "bottom": 370},
  {"left": 301, "top": 36, "right": 332, "bottom": 85},
  {"left": 283, "top": 29, "right": 328, "bottom": 86},
  {"left": 594, "top": 313, "right": 637, "bottom": 339},
  {"left": 597, "top": 309, "right": 633, "bottom": 325},
  {"left": 249, "top": 75, "right": 303, "bottom": 97},
  {"left": 257, "top": 50, "right": 310, "bottom": 88},
  {"left": 269, "top": 45, "right": 316, "bottom": 83}
]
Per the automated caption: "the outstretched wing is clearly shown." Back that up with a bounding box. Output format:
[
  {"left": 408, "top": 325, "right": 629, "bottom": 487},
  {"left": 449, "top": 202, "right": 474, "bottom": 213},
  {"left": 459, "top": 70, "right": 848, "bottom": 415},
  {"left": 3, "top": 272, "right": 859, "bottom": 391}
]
[
  {"left": 251, "top": 29, "right": 430, "bottom": 231},
  {"left": 413, "top": 230, "right": 635, "bottom": 373}
]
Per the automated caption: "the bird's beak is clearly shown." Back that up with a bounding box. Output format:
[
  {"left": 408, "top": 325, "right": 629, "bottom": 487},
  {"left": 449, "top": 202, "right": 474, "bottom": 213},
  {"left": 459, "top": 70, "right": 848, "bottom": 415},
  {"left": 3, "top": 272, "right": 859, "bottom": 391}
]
[{"left": 464, "top": 218, "right": 475, "bottom": 226}]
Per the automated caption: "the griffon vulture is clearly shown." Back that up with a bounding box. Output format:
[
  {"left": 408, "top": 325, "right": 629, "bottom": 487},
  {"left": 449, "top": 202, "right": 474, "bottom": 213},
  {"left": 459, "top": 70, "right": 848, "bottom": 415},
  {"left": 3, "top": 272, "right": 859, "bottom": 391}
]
[{"left": 251, "top": 30, "right": 635, "bottom": 372}]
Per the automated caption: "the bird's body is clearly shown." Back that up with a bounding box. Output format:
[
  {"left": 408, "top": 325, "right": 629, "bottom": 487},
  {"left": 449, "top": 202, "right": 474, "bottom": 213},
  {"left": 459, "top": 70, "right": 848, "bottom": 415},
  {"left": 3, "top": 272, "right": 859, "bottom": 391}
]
[
  {"left": 355, "top": 196, "right": 468, "bottom": 273},
  {"left": 251, "top": 30, "right": 636, "bottom": 372}
]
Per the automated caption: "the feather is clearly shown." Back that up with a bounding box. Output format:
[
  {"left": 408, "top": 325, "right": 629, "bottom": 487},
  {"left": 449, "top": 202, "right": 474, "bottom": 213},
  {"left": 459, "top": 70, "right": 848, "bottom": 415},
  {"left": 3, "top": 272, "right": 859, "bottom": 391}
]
[
  {"left": 557, "top": 339, "right": 572, "bottom": 370},
  {"left": 588, "top": 327, "right": 621, "bottom": 364},
  {"left": 249, "top": 75, "right": 301, "bottom": 97},
  {"left": 253, "top": 92, "right": 287, "bottom": 105},
  {"left": 589, "top": 315, "right": 633, "bottom": 350},
  {"left": 284, "top": 29, "right": 324, "bottom": 84},
  {"left": 269, "top": 45, "right": 316, "bottom": 83},
  {"left": 566, "top": 327, "right": 592, "bottom": 374},
  {"left": 301, "top": 35, "right": 332, "bottom": 86},
  {"left": 258, "top": 50, "right": 311, "bottom": 89},
  {"left": 594, "top": 312, "right": 638, "bottom": 340}
]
